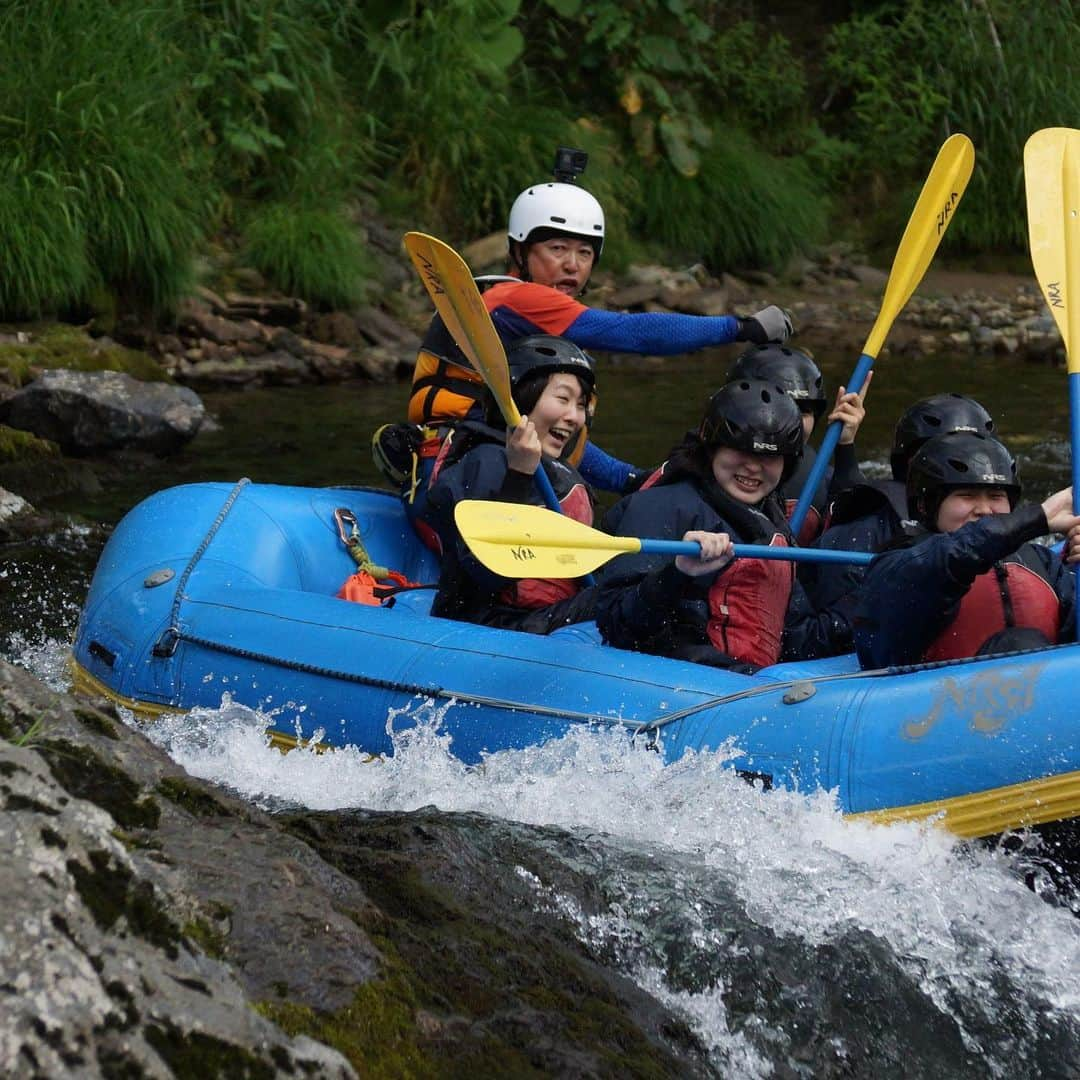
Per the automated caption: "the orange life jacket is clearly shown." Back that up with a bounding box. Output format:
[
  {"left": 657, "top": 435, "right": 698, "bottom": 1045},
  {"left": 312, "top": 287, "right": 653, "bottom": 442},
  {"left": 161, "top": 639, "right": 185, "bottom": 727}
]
[
  {"left": 706, "top": 534, "right": 795, "bottom": 668},
  {"left": 923, "top": 561, "right": 1060, "bottom": 661}
]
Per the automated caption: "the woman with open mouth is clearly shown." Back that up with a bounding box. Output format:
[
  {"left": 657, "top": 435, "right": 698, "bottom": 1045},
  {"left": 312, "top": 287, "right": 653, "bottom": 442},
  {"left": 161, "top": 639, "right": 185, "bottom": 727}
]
[{"left": 423, "top": 334, "right": 600, "bottom": 635}]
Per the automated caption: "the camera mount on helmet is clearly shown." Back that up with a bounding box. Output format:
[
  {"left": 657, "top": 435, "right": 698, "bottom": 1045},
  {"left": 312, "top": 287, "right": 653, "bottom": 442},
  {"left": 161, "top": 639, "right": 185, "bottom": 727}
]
[{"left": 553, "top": 146, "right": 588, "bottom": 184}]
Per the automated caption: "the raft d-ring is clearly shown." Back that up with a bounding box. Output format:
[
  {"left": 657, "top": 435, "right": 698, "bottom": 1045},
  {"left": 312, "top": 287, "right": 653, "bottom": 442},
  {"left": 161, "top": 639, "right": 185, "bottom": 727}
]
[
  {"left": 782, "top": 681, "right": 816, "bottom": 705},
  {"left": 144, "top": 568, "right": 175, "bottom": 588}
]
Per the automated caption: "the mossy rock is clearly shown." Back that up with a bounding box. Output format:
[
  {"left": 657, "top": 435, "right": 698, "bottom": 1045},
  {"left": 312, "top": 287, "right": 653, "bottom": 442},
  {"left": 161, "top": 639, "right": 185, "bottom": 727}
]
[
  {"left": 0, "top": 430, "right": 101, "bottom": 502},
  {"left": 0, "top": 424, "right": 58, "bottom": 464},
  {"left": 0, "top": 322, "right": 166, "bottom": 387}
]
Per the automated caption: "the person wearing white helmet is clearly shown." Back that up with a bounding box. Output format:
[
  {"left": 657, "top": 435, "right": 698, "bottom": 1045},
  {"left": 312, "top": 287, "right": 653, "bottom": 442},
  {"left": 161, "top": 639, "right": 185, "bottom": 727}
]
[{"left": 399, "top": 147, "right": 793, "bottom": 508}]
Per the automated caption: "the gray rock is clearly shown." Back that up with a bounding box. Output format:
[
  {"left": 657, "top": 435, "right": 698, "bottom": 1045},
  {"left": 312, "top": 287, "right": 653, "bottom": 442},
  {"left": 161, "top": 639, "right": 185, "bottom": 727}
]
[
  {"left": 180, "top": 309, "right": 263, "bottom": 345},
  {"left": 0, "top": 486, "right": 30, "bottom": 522},
  {"left": 848, "top": 264, "right": 889, "bottom": 289},
  {"left": 667, "top": 286, "right": 729, "bottom": 317},
  {"left": 354, "top": 306, "right": 422, "bottom": 351},
  {"left": 0, "top": 370, "right": 205, "bottom": 456},
  {"left": 608, "top": 282, "right": 664, "bottom": 309},
  {"left": 356, "top": 344, "right": 413, "bottom": 382},
  {"left": 460, "top": 230, "right": 508, "bottom": 271},
  {"left": 0, "top": 661, "right": 357, "bottom": 1077}
]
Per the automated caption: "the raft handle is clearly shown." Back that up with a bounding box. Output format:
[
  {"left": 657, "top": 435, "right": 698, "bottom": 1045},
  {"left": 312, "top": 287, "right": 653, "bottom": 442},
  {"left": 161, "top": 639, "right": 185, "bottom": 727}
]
[
  {"left": 782, "top": 681, "right": 817, "bottom": 704},
  {"left": 152, "top": 627, "right": 180, "bottom": 658},
  {"left": 88, "top": 641, "right": 116, "bottom": 669}
]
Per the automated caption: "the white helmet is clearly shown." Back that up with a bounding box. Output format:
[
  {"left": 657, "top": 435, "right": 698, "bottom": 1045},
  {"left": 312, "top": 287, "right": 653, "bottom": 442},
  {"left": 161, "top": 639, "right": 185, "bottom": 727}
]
[{"left": 507, "top": 182, "right": 605, "bottom": 260}]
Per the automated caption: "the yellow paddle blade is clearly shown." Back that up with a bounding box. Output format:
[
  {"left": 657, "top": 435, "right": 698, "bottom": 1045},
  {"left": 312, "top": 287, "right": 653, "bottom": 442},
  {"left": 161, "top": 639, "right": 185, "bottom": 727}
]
[
  {"left": 403, "top": 231, "right": 521, "bottom": 425},
  {"left": 455, "top": 500, "right": 642, "bottom": 578},
  {"left": 1024, "top": 128, "right": 1080, "bottom": 372},
  {"left": 863, "top": 133, "right": 975, "bottom": 359}
]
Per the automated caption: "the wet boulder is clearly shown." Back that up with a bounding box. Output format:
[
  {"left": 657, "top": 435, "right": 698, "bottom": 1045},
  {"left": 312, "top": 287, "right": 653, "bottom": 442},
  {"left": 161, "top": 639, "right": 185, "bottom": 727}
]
[
  {"left": 0, "top": 661, "right": 357, "bottom": 1077},
  {"left": 0, "top": 369, "right": 205, "bottom": 456}
]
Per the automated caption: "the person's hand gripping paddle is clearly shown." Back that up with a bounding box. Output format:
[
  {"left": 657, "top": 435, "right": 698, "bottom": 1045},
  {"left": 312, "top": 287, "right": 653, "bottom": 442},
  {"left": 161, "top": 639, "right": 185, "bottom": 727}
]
[{"left": 789, "top": 133, "right": 975, "bottom": 535}]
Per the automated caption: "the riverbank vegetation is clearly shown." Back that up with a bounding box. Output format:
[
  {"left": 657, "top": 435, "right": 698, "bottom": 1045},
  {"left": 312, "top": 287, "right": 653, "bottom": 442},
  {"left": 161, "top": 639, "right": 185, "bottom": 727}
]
[{"left": 1, "top": 0, "right": 1077, "bottom": 319}]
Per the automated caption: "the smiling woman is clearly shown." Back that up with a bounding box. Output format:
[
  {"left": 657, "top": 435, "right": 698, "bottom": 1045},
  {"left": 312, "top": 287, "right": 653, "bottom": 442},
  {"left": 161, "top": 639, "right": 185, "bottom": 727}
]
[
  {"left": 596, "top": 378, "right": 855, "bottom": 673},
  {"left": 419, "top": 335, "right": 602, "bottom": 636},
  {"left": 854, "top": 431, "right": 1080, "bottom": 668}
]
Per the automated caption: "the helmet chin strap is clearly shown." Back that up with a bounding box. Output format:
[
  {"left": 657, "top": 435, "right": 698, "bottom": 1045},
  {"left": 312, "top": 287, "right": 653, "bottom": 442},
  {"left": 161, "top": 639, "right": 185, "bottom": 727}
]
[{"left": 509, "top": 241, "right": 531, "bottom": 281}]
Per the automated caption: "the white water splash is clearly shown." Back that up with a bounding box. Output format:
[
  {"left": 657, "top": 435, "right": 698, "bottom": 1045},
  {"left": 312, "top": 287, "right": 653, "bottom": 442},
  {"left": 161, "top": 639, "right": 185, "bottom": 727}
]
[{"left": 127, "top": 690, "right": 1080, "bottom": 1064}]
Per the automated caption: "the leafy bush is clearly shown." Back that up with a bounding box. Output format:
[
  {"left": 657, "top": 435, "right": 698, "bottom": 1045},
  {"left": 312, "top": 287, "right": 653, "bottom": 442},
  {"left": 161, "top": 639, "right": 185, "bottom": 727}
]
[
  {"left": 181, "top": 0, "right": 363, "bottom": 200},
  {"left": 358, "top": 0, "right": 568, "bottom": 238}
]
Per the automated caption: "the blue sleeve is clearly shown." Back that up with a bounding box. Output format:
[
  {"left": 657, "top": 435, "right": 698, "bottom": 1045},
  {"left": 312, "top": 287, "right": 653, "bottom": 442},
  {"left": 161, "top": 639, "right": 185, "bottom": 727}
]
[
  {"left": 800, "top": 512, "right": 891, "bottom": 610},
  {"left": 566, "top": 307, "right": 740, "bottom": 355},
  {"left": 579, "top": 441, "right": 637, "bottom": 493}
]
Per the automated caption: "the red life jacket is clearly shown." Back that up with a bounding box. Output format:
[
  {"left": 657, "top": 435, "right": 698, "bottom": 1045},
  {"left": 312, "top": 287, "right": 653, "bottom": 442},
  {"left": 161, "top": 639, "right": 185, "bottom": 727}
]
[
  {"left": 784, "top": 497, "right": 824, "bottom": 546},
  {"left": 499, "top": 480, "right": 594, "bottom": 610},
  {"left": 923, "top": 560, "right": 1060, "bottom": 662},
  {"left": 706, "top": 534, "right": 794, "bottom": 668}
]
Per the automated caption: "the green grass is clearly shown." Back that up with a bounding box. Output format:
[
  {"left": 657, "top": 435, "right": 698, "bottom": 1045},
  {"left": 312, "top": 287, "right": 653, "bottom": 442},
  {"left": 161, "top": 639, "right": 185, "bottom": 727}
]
[
  {"left": 633, "top": 129, "right": 827, "bottom": 270},
  {"left": 0, "top": 0, "right": 211, "bottom": 317},
  {"left": 242, "top": 203, "right": 372, "bottom": 309},
  {"left": 823, "top": 0, "right": 1080, "bottom": 253}
]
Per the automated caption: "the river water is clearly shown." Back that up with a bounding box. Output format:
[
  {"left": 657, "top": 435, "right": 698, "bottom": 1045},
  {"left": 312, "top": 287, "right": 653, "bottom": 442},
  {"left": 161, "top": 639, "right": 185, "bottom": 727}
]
[{"left": 4, "top": 345, "right": 1080, "bottom": 1074}]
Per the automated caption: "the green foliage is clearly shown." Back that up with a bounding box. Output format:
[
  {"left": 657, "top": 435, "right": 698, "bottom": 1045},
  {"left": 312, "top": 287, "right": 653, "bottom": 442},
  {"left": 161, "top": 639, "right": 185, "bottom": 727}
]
[
  {"left": 182, "top": 0, "right": 365, "bottom": 201},
  {"left": 710, "top": 22, "right": 811, "bottom": 147},
  {"left": 823, "top": 0, "right": 1080, "bottom": 251},
  {"left": 360, "top": 0, "right": 569, "bottom": 237},
  {"left": 560, "top": 0, "right": 720, "bottom": 177},
  {"left": 0, "top": 0, "right": 210, "bottom": 317},
  {"left": 824, "top": 13, "right": 948, "bottom": 177},
  {"left": 242, "top": 203, "right": 372, "bottom": 309},
  {"left": 6, "top": 0, "right": 1074, "bottom": 322},
  {"left": 633, "top": 130, "right": 826, "bottom": 270},
  {"left": 0, "top": 426, "right": 59, "bottom": 465},
  {"left": 0, "top": 174, "right": 95, "bottom": 319}
]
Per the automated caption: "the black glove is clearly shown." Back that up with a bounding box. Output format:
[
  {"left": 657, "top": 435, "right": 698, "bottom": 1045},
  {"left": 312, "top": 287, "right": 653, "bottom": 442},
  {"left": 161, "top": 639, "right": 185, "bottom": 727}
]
[{"left": 736, "top": 305, "right": 794, "bottom": 346}]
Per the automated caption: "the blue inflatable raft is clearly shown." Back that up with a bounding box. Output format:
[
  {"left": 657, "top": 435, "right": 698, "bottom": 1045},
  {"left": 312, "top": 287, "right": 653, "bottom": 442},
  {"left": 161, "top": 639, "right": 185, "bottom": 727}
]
[{"left": 70, "top": 479, "right": 1080, "bottom": 839}]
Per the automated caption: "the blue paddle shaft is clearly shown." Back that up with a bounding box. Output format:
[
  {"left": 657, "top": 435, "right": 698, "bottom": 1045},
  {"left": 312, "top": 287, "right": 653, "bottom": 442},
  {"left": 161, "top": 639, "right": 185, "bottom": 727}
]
[
  {"left": 1071, "top": 373, "right": 1080, "bottom": 640},
  {"left": 788, "top": 352, "right": 875, "bottom": 535},
  {"left": 640, "top": 538, "right": 874, "bottom": 566},
  {"left": 533, "top": 463, "right": 597, "bottom": 586},
  {"left": 532, "top": 463, "right": 563, "bottom": 515}
]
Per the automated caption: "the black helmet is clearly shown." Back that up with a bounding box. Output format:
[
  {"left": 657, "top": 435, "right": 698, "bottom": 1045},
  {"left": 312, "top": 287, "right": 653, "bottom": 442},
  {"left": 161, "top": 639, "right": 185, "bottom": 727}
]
[
  {"left": 506, "top": 334, "right": 595, "bottom": 397},
  {"left": 890, "top": 394, "right": 995, "bottom": 480},
  {"left": 906, "top": 432, "right": 1021, "bottom": 526},
  {"left": 699, "top": 378, "right": 805, "bottom": 483},
  {"left": 729, "top": 345, "right": 827, "bottom": 419}
]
